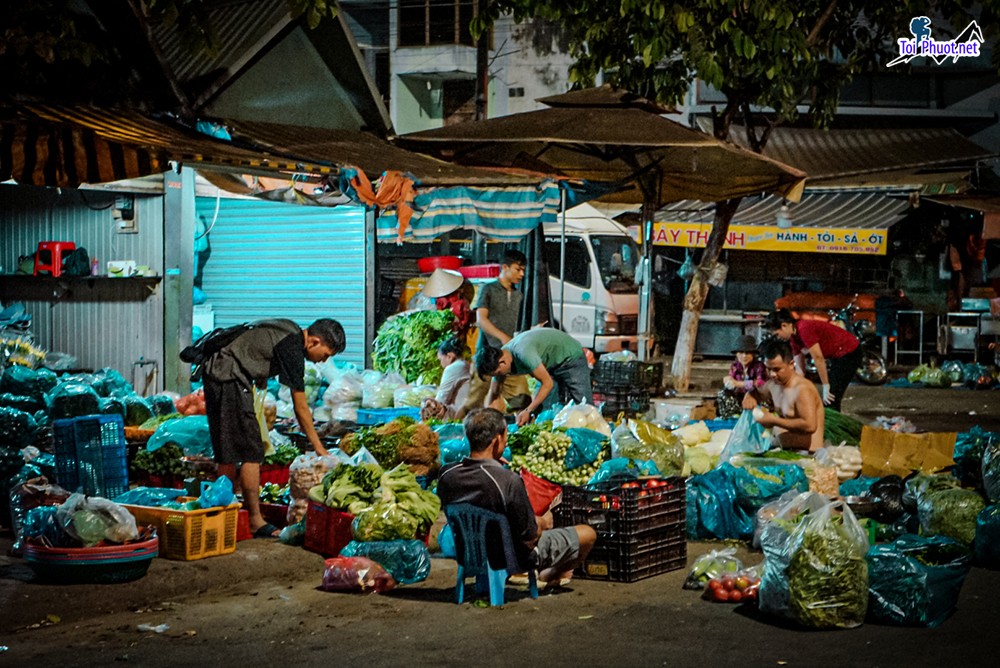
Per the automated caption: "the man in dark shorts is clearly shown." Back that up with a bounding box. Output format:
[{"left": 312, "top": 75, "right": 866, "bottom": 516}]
[
  {"left": 202, "top": 318, "right": 345, "bottom": 537},
  {"left": 437, "top": 408, "right": 596, "bottom": 587}
]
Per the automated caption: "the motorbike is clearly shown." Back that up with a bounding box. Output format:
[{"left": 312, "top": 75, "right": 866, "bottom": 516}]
[{"left": 803, "top": 297, "right": 888, "bottom": 386}]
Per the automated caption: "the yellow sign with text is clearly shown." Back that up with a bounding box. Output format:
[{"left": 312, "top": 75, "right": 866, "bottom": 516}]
[{"left": 651, "top": 222, "right": 888, "bottom": 255}]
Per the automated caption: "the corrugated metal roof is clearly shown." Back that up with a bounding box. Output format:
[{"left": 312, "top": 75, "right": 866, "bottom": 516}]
[
  {"left": 726, "top": 125, "right": 995, "bottom": 182},
  {"left": 656, "top": 192, "right": 910, "bottom": 230},
  {"left": 148, "top": 0, "right": 293, "bottom": 89}
]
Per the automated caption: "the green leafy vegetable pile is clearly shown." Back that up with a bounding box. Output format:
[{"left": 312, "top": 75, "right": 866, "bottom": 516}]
[
  {"left": 507, "top": 421, "right": 552, "bottom": 457},
  {"left": 785, "top": 512, "right": 869, "bottom": 629},
  {"left": 263, "top": 441, "right": 299, "bottom": 466},
  {"left": 371, "top": 310, "right": 455, "bottom": 384},
  {"left": 139, "top": 413, "right": 183, "bottom": 431},
  {"left": 259, "top": 482, "right": 290, "bottom": 504},
  {"left": 340, "top": 417, "right": 440, "bottom": 477},
  {"left": 823, "top": 408, "right": 863, "bottom": 446},
  {"left": 310, "top": 462, "right": 384, "bottom": 514},
  {"left": 351, "top": 464, "right": 442, "bottom": 541},
  {"left": 132, "top": 443, "right": 186, "bottom": 476}
]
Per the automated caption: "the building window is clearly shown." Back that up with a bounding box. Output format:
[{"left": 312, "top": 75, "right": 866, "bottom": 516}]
[
  {"left": 399, "top": 0, "right": 479, "bottom": 47},
  {"left": 509, "top": 87, "right": 525, "bottom": 98}
]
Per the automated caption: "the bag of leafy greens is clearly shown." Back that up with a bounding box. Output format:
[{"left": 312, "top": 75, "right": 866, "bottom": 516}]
[
  {"left": 759, "top": 492, "right": 869, "bottom": 629},
  {"left": 975, "top": 504, "right": 1000, "bottom": 569}
]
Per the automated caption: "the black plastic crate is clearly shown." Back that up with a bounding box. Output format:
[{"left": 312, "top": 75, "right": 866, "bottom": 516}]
[
  {"left": 554, "top": 478, "right": 686, "bottom": 536},
  {"left": 592, "top": 360, "right": 663, "bottom": 390},
  {"left": 593, "top": 388, "right": 650, "bottom": 418},
  {"left": 53, "top": 414, "right": 129, "bottom": 498},
  {"left": 578, "top": 527, "right": 687, "bottom": 582}
]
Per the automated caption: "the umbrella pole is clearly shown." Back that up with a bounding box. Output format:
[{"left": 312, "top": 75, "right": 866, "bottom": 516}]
[
  {"left": 559, "top": 188, "right": 567, "bottom": 331},
  {"left": 637, "top": 208, "right": 652, "bottom": 362}
]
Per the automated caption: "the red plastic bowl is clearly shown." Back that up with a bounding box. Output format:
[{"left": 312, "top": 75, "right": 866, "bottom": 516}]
[
  {"left": 458, "top": 264, "right": 501, "bottom": 279},
  {"left": 417, "top": 255, "right": 463, "bottom": 273}
]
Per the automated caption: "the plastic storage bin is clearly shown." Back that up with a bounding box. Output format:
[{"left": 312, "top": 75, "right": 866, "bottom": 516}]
[
  {"left": 554, "top": 478, "right": 687, "bottom": 582},
  {"left": 304, "top": 500, "right": 355, "bottom": 557},
  {"left": 53, "top": 414, "right": 129, "bottom": 499},
  {"left": 122, "top": 497, "right": 239, "bottom": 561}
]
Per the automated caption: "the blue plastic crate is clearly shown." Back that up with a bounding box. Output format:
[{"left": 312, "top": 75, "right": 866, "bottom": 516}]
[
  {"left": 355, "top": 406, "right": 421, "bottom": 425},
  {"left": 53, "top": 414, "right": 129, "bottom": 499}
]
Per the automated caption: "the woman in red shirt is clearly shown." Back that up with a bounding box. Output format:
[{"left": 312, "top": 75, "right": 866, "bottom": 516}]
[{"left": 766, "top": 308, "right": 860, "bottom": 412}]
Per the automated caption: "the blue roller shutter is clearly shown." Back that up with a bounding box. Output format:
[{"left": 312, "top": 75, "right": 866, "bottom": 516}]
[{"left": 196, "top": 197, "right": 367, "bottom": 367}]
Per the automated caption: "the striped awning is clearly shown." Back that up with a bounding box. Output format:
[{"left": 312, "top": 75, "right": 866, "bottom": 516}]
[{"left": 0, "top": 102, "right": 339, "bottom": 187}]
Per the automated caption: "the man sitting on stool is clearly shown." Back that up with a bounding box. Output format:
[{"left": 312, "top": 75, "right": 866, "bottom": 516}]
[{"left": 437, "top": 408, "right": 596, "bottom": 589}]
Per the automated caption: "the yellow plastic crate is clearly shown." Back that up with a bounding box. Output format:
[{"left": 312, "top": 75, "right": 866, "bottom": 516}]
[{"left": 123, "top": 497, "right": 240, "bottom": 561}]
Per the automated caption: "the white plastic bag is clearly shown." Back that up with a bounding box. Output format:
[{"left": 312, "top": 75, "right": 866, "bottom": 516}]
[
  {"left": 56, "top": 493, "right": 139, "bottom": 546},
  {"left": 552, "top": 400, "right": 611, "bottom": 437}
]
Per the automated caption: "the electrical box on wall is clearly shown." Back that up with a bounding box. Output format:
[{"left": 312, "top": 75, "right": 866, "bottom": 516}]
[{"left": 113, "top": 195, "right": 137, "bottom": 233}]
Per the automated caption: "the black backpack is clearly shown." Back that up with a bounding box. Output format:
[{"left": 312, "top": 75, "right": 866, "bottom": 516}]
[{"left": 180, "top": 323, "right": 252, "bottom": 380}]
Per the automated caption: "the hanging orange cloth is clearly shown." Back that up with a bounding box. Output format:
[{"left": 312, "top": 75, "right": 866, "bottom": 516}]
[{"left": 349, "top": 168, "right": 416, "bottom": 241}]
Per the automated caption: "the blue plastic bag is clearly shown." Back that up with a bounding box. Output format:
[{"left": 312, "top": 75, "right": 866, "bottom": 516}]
[
  {"left": 435, "top": 423, "right": 469, "bottom": 465},
  {"left": 436, "top": 523, "right": 456, "bottom": 558},
  {"left": 727, "top": 462, "right": 809, "bottom": 512},
  {"left": 975, "top": 504, "right": 1000, "bottom": 569},
  {"left": 685, "top": 467, "right": 753, "bottom": 540},
  {"left": 867, "top": 534, "right": 972, "bottom": 627},
  {"left": 718, "top": 410, "right": 770, "bottom": 462},
  {"left": 113, "top": 487, "right": 186, "bottom": 507},
  {"left": 340, "top": 539, "right": 432, "bottom": 584},
  {"left": 197, "top": 476, "right": 235, "bottom": 508},
  {"left": 564, "top": 428, "right": 607, "bottom": 470},
  {"left": 587, "top": 457, "right": 660, "bottom": 485},
  {"left": 839, "top": 476, "right": 879, "bottom": 497},
  {"left": 350, "top": 446, "right": 380, "bottom": 467},
  {"left": 146, "top": 416, "right": 213, "bottom": 457}
]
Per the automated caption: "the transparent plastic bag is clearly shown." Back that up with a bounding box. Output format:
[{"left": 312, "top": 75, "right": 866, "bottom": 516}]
[
  {"left": 611, "top": 419, "right": 683, "bottom": 477},
  {"left": 759, "top": 492, "right": 869, "bottom": 629},
  {"left": 683, "top": 547, "right": 744, "bottom": 590},
  {"left": 9, "top": 478, "right": 72, "bottom": 554},
  {"left": 587, "top": 457, "right": 660, "bottom": 486},
  {"left": 352, "top": 501, "right": 419, "bottom": 542},
  {"left": 719, "top": 411, "right": 770, "bottom": 463},
  {"left": 702, "top": 568, "right": 762, "bottom": 604},
  {"left": 393, "top": 385, "right": 436, "bottom": 408},
  {"left": 340, "top": 539, "right": 431, "bottom": 584},
  {"left": 55, "top": 493, "right": 139, "bottom": 547},
  {"left": 321, "top": 556, "right": 396, "bottom": 593},
  {"left": 553, "top": 400, "right": 611, "bottom": 437}
]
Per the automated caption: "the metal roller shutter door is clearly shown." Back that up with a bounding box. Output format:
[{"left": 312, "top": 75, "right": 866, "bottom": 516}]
[{"left": 196, "top": 197, "right": 367, "bottom": 367}]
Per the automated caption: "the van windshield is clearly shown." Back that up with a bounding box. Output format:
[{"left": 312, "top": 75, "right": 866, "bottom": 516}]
[{"left": 591, "top": 235, "right": 639, "bottom": 293}]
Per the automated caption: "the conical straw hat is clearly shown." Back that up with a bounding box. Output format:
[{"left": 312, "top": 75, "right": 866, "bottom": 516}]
[{"left": 421, "top": 268, "right": 464, "bottom": 298}]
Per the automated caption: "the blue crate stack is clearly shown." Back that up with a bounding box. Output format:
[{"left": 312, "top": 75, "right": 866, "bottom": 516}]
[{"left": 53, "top": 414, "right": 129, "bottom": 498}]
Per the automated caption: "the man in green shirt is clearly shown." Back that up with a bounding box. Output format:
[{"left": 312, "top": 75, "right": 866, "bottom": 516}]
[{"left": 476, "top": 328, "right": 593, "bottom": 426}]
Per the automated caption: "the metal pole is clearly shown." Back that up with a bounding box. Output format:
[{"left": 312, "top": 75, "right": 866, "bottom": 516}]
[{"left": 559, "top": 188, "right": 567, "bottom": 330}]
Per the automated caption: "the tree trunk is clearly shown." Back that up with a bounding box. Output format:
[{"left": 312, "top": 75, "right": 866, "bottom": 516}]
[{"left": 669, "top": 198, "right": 741, "bottom": 391}]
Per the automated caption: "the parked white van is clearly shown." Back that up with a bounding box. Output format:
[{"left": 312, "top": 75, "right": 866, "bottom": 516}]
[{"left": 542, "top": 203, "right": 640, "bottom": 353}]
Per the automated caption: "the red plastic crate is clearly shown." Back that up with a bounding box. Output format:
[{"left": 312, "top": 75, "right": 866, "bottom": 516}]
[
  {"left": 260, "top": 503, "right": 289, "bottom": 529},
  {"left": 303, "top": 500, "right": 355, "bottom": 557},
  {"left": 259, "top": 464, "right": 290, "bottom": 487}
]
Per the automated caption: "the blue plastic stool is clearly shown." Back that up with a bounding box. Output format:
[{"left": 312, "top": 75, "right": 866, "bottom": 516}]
[{"left": 444, "top": 503, "right": 538, "bottom": 606}]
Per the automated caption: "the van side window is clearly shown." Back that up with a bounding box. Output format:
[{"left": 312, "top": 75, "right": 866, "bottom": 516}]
[{"left": 544, "top": 237, "right": 591, "bottom": 288}]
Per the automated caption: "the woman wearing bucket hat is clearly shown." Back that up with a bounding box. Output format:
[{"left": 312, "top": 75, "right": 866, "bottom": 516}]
[
  {"left": 421, "top": 268, "right": 474, "bottom": 338},
  {"left": 716, "top": 334, "right": 767, "bottom": 419}
]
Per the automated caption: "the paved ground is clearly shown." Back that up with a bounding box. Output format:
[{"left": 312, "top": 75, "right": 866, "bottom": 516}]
[{"left": 2, "top": 380, "right": 999, "bottom": 667}]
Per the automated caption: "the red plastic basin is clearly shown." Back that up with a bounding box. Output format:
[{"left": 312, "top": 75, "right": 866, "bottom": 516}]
[{"left": 417, "top": 256, "right": 463, "bottom": 273}]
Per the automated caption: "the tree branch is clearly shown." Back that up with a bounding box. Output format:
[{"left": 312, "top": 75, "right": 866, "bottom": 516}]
[{"left": 807, "top": 0, "right": 840, "bottom": 46}]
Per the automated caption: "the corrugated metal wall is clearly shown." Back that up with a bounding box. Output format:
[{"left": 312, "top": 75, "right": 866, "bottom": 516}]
[
  {"left": 0, "top": 185, "right": 165, "bottom": 391},
  {"left": 196, "top": 197, "right": 367, "bottom": 366}
]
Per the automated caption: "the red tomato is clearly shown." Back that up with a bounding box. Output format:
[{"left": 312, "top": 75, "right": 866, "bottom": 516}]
[
  {"left": 708, "top": 579, "right": 723, "bottom": 592},
  {"left": 729, "top": 589, "right": 743, "bottom": 603},
  {"left": 712, "top": 588, "right": 730, "bottom": 603},
  {"left": 621, "top": 482, "right": 639, "bottom": 489},
  {"left": 638, "top": 490, "right": 648, "bottom": 497},
  {"left": 734, "top": 575, "right": 750, "bottom": 591},
  {"left": 720, "top": 576, "right": 735, "bottom": 591}
]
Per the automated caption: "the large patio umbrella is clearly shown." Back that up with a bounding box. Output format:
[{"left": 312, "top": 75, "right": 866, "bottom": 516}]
[
  {"left": 396, "top": 86, "right": 807, "bottom": 356},
  {"left": 396, "top": 86, "right": 806, "bottom": 206}
]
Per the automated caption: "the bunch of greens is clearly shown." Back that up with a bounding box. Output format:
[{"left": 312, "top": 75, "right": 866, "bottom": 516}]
[
  {"left": 263, "top": 441, "right": 300, "bottom": 466},
  {"left": 507, "top": 420, "right": 552, "bottom": 457},
  {"left": 132, "top": 443, "right": 186, "bottom": 476},
  {"left": 785, "top": 511, "right": 869, "bottom": 629},
  {"left": 918, "top": 487, "right": 986, "bottom": 545},
  {"left": 351, "top": 464, "right": 441, "bottom": 540},
  {"left": 139, "top": 413, "right": 183, "bottom": 431},
  {"left": 312, "top": 462, "right": 383, "bottom": 514},
  {"left": 371, "top": 310, "right": 455, "bottom": 384},
  {"left": 339, "top": 417, "right": 439, "bottom": 476}
]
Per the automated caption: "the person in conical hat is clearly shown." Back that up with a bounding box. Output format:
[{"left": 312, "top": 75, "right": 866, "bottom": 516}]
[{"left": 421, "top": 268, "right": 474, "bottom": 337}]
